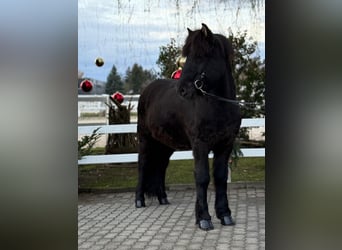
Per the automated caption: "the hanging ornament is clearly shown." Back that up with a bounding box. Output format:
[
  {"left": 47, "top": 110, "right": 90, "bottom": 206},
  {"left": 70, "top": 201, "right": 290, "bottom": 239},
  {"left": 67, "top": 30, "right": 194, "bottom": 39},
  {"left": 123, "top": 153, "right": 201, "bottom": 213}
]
[
  {"left": 80, "top": 79, "right": 93, "bottom": 92},
  {"left": 95, "top": 57, "right": 104, "bottom": 67},
  {"left": 111, "top": 91, "right": 124, "bottom": 104}
]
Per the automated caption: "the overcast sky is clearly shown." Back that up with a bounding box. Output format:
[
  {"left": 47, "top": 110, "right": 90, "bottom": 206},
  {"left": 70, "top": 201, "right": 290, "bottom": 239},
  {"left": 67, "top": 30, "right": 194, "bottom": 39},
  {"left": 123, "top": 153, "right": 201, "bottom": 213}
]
[{"left": 78, "top": 0, "right": 265, "bottom": 82}]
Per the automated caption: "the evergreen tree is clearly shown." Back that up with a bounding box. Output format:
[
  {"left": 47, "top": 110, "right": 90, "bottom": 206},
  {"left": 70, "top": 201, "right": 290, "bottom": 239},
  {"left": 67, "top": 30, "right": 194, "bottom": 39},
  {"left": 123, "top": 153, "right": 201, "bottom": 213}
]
[
  {"left": 125, "top": 63, "right": 156, "bottom": 94},
  {"left": 105, "top": 65, "right": 124, "bottom": 94},
  {"left": 228, "top": 30, "right": 265, "bottom": 118},
  {"left": 156, "top": 38, "right": 182, "bottom": 78}
]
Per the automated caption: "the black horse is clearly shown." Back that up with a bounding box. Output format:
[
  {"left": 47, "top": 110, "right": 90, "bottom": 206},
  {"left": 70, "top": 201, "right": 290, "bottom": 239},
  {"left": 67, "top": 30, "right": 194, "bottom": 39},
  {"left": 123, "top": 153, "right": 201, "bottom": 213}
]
[{"left": 135, "top": 23, "right": 241, "bottom": 231}]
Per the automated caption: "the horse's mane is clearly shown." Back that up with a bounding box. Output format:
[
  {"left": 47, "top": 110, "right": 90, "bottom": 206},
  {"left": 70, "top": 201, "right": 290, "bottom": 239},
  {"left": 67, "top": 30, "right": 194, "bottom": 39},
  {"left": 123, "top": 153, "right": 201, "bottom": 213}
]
[{"left": 182, "top": 26, "right": 233, "bottom": 65}]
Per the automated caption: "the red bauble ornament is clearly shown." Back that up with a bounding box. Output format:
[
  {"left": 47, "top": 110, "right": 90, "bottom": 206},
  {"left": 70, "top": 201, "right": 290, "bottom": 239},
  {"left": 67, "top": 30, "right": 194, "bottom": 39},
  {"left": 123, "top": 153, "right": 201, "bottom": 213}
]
[
  {"left": 111, "top": 91, "right": 124, "bottom": 104},
  {"left": 80, "top": 80, "right": 93, "bottom": 92},
  {"left": 171, "top": 69, "right": 182, "bottom": 79}
]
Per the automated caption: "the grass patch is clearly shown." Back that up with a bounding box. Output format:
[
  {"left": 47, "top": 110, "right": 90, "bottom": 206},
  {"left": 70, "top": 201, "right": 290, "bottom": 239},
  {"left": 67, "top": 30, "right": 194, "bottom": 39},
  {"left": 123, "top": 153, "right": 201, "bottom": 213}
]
[
  {"left": 80, "top": 111, "right": 106, "bottom": 118},
  {"left": 167, "top": 158, "right": 265, "bottom": 184},
  {"left": 79, "top": 163, "right": 138, "bottom": 189},
  {"left": 78, "top": 152, "right": 264, "bottom": 190}
]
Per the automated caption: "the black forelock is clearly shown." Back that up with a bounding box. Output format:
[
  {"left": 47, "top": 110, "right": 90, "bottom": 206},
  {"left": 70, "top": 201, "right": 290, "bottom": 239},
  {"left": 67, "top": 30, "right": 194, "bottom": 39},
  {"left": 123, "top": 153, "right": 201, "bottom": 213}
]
[{"left": 182, "top": 29, "right": 211, "bottom": 58}]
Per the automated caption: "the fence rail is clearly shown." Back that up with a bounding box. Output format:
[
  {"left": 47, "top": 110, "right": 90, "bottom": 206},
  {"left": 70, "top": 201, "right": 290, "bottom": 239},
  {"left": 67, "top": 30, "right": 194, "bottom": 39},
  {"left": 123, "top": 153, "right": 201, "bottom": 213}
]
[
  {"left": 78, "top": 118, "right": 265, "bottom": 134},
  {"left": 78, "top": 118, "right": 265, "bottom": 165}
]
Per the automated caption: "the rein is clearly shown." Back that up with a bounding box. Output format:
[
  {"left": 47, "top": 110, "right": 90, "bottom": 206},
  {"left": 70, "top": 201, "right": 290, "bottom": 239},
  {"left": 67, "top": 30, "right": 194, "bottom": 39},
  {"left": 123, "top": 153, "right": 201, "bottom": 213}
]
[{"left": 193, "top": 73, "right": 261, "bottom": 108}]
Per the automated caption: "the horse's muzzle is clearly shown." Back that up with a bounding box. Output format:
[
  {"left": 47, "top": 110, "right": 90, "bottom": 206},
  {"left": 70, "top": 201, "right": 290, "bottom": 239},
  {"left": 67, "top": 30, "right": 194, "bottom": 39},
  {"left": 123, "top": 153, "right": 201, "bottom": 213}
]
[
  {"left": 178, "top": 86, "right": 187, "bottom": 97},
  {"left": 178, "top": 82, "right": 196, "bottom": 99}
]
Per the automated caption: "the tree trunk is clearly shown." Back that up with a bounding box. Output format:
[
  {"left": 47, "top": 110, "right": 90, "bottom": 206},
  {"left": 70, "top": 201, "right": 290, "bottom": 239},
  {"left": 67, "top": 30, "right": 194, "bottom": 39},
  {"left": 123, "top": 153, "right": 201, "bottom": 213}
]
[{"left": 105, "top": 99, "right": 138, "bottom": 154}]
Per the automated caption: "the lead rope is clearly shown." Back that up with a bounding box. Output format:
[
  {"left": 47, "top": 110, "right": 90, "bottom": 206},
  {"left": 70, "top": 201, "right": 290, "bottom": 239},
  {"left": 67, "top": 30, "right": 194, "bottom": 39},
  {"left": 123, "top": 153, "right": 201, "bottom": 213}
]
[{"left": 193, "top": 79, "right": 263, "bottom": 109}]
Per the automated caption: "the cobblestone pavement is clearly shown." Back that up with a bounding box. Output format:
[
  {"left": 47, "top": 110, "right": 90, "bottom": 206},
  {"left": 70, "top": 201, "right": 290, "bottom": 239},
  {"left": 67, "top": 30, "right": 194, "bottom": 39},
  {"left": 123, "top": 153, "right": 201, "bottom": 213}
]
[{"left": 78, "top": 186, "right": 265, "bottom": 250}]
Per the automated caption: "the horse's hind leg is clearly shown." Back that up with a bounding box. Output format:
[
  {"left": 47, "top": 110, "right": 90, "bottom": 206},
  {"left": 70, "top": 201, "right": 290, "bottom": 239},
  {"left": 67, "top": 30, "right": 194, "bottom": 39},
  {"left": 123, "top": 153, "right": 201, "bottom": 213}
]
[
  {"left": 135, "top": 135, "right": 149, "bottom": 208},
  {"left": 135, "top": 136, "right": 173, "bottom": 208},
  {"left": 213, "top": 145, "right": 235, "bottom": 226}
]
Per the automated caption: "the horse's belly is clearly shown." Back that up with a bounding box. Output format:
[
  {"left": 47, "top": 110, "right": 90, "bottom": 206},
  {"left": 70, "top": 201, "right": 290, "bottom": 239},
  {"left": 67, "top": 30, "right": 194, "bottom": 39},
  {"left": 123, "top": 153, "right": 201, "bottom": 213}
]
[{"left": 150, "top": 123, "right": 191, "bottom": 150}]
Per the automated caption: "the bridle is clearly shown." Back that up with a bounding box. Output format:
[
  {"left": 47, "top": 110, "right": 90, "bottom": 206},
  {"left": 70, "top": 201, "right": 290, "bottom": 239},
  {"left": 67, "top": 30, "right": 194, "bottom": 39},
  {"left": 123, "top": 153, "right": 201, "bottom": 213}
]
[{"left": 193, "top": 72, "right": 261, "bottom": 108}]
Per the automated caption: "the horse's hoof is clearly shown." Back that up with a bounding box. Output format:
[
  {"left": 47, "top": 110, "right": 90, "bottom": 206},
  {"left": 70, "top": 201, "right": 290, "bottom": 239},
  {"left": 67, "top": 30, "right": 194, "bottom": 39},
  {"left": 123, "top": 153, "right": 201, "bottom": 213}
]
[
  {"left": 135, "top": 200, "right": 145, "bottom": 208},
  {"left": 198, "top": 220, "right": 214, "bottom": 231},
  {"left": 158, "top": 197, "right": 170, "bottom": 205},
  {"left": 220, "top": 215, "right": 235, "bottom": 226}
]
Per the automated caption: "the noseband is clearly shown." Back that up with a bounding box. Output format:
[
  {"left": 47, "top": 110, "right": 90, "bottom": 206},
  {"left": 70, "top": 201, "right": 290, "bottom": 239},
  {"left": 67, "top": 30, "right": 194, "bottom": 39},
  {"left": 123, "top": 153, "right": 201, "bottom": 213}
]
[
  {"left": 192, "top": 72, "right": 257, "bottom": 107},
  {"left": 193, "top": 72, "right": 206, "bottom": 91}
]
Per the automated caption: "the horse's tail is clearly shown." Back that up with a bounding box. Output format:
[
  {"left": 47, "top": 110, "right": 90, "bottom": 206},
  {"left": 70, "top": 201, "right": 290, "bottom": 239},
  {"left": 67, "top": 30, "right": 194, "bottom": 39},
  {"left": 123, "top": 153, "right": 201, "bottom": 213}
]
[
  {"left": 143, "top": 163, "right": 164, "bottom": 198},
  {"left": 137, "top": 135, "right": 171, "bottom": 198},
  {"left": 139, "top": 141, "right": 171, "bottom": 197}
]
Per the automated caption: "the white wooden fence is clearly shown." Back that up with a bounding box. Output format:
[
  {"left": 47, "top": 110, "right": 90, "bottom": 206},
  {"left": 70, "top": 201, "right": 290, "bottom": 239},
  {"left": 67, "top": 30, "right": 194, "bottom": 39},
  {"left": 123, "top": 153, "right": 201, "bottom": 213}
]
[
  {"left": 78, "top": 94, "right": 140, "bottom": 117},
  {"left": 78, "top": 118, "right": 265, "bottom": 165}
]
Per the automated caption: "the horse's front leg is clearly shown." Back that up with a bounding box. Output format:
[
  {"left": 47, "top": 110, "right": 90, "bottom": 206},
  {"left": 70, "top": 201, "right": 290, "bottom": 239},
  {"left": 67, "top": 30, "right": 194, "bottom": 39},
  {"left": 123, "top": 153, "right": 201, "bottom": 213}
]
[
  {"left": 213, "top": 145, "right": 235, "bottom": 226},
  {"left": 193, "top": 142, "right": 213, "bottom": 230}
]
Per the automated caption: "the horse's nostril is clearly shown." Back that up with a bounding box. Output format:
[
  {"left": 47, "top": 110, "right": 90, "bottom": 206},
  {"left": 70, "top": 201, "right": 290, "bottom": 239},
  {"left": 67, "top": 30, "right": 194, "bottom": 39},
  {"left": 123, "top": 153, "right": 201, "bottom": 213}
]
[{"left": 179, "top": 87, "right": 186, "bottom": 96}]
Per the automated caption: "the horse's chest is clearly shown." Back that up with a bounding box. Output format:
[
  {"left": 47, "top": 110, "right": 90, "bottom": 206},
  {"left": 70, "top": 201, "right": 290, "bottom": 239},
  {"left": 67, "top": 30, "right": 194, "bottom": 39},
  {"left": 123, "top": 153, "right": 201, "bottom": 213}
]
[{"left": 191, "top": 117, "right": 237, "bottom": 143}]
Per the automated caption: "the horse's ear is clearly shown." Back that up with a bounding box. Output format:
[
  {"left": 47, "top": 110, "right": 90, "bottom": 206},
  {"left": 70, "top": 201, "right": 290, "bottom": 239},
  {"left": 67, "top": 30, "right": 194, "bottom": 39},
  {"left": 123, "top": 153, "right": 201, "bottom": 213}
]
[
  {"left": 187, "top": 28, "right": 193, "bottom": 34},
  {"left": 201, "top": 23, "right": 213, "bottom": 39}
]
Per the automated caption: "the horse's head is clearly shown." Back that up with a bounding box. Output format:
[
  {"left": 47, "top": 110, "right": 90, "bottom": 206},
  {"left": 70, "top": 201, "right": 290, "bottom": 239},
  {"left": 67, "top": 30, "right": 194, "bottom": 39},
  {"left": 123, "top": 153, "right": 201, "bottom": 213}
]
[{"left": 177, "top": 23, "right": 235, "bottom": 99}]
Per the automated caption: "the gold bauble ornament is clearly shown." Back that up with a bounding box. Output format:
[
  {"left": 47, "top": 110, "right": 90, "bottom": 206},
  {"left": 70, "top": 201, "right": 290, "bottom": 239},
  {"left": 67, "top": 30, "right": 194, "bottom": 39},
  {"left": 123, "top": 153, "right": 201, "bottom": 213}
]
[{"left": 95, "top": 57, "right": 104, "bottom": 67}]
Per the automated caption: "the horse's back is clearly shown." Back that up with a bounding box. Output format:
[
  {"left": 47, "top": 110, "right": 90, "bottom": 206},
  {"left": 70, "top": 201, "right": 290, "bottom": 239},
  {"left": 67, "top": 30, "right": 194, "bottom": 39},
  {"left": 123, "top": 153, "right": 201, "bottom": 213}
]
[{"left": 139, "top": 78, "right": 177, "bottom": 103}]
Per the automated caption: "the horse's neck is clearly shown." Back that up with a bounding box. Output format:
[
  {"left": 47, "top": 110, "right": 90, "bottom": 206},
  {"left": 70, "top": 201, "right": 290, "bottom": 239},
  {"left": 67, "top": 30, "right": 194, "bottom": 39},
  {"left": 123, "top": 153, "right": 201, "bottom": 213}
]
[{"left": 214, "top": 74, "right": 236, "bottom": 100}]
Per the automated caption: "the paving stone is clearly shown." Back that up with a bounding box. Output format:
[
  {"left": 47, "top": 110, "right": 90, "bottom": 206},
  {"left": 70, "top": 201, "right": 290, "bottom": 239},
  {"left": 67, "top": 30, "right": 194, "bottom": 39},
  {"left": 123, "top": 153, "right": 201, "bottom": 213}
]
[
  {"left": 172, "top": 246, "right": 188, "bottom": 250},
  {"left": 245, "top": 243, "right": 259, "bottom": 250},
  {"left": 79, "top": 241, "right": 95, "bottom": 249},
  {"left": 88, "top": 245, "right": 104, "bottom": 250},
  {"left": 218, "top": 243, "right": 233, "bottom": 250},
  {"left": 78, "top": 187, "right": 265, "bottom": 250},
  {"left": 187, "top": 243, "right": 203, "bottom": 250}
]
